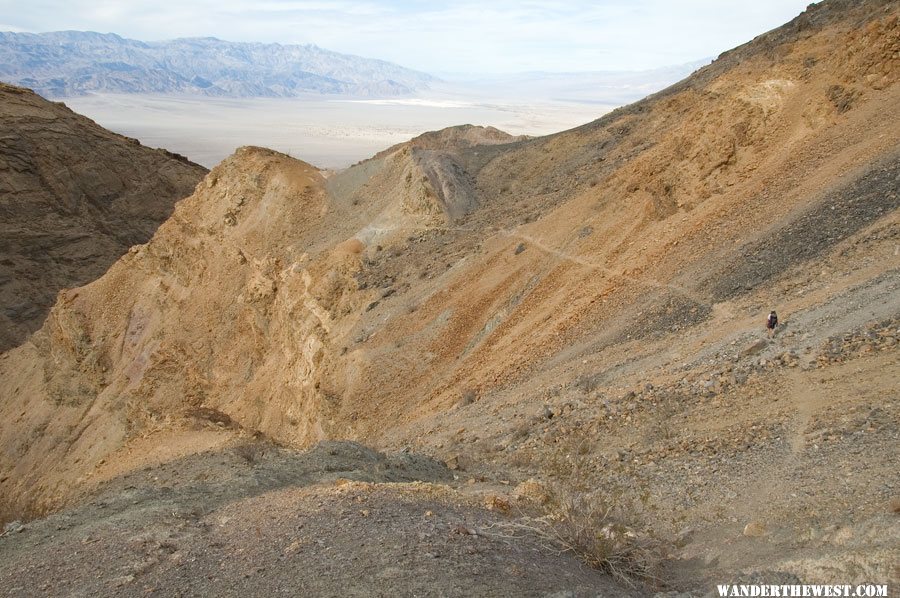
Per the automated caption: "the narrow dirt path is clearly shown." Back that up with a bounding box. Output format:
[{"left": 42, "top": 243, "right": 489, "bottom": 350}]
[
  {"left": 784, "top": 369, "right": 820, "bottom": 455},
  {"left": 501, "top": 229, "right": 710, "bottom": 306}
]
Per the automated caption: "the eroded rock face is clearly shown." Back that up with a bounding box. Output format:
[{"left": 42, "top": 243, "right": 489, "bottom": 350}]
[
  {"left": 0, "top": 148, "right": 374, "bottom": 513},
  {"left": 0, "top": 83, "right": 207, "bottom": 351}
]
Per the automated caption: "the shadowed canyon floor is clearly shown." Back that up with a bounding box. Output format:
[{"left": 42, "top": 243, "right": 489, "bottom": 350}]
[{"left": 0, "top": 0, "right": 898, "bottom": 595}]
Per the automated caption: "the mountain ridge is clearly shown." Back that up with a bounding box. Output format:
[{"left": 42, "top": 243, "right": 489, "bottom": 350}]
[{"left": 0, "top": 30, "right": 436, "bottom": 98}]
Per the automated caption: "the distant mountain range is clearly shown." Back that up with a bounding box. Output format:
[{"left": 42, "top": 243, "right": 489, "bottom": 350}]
[{"left": 0, "top": 31, "right": 435, "bottom": 98}]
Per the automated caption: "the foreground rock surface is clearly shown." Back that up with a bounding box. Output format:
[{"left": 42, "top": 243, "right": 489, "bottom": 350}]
[{"left": 0, "top": 441, "right": 637, "bottom": 597}]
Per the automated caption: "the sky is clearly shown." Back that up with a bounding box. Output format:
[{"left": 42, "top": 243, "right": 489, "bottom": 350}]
[{"left": 0, "top": 0, "right": 813, "bottom": 74}]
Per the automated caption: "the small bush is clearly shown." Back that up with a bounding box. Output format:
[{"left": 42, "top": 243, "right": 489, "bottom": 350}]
[
  {"left": 460, "top": 388, "right": 477, "bottom": 406},
  {"left": 573, "top": 372, "right": 603, "bottom": 394},
  {"left": 542, "top": 488, "right": 662, "bottom": 584},
  {"left": 518, "top": 429, "right": 664, "bottom": 585},
  {"left": 233, "top": 442, "right": 267, "bottom": 466},
  {"left": 510, "top": 486, "right": 663, "bottom": 587}
]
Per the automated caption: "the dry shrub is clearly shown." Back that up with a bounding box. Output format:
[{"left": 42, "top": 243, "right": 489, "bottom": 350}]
[
  {"left": 484, "top": 494, "right": 512, "bottom": 513},
  {"left": 187, "top": 406, "right": 236, "bottom": 428},
  {"left": 548, "top": 492, "right": 662, "bottom": 582},
  {"left": 459, "top": 388, "right": 477, "bottom": 407},
  {"left": 496, "top": 420, "right": 666, "bottom": 585},
  {"left": 536, "top": 486, "right": 663, "bottom": 586},
  {"left": 644, "top": 398, "right": 679, "bottom": 443},
  {"left": 507, "top": 448, "right": 534, "bottom": 469},
  {"left": 512, "top": 478, "right": 551, "bottom": 505},
  {"left": 233, "top": 442, "right": 267, "bottom": 466},
  {"left": 542, "top": 429, "right": 598, "bottom": 492},
  {"left": 510, "top": 428, "right": 664, "bottom": 585}
]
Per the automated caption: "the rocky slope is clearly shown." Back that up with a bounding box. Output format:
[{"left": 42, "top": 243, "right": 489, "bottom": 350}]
[
  {"left": 0, "top": 83, "right": 206, "bottom": 351},
  {"left": 0, "top": 0, "right": 897, "bottom": 594},
  {"left": 0, "top": 31, "right": 435, "bottom": 98}
]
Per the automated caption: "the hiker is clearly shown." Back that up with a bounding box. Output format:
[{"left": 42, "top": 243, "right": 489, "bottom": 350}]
[{"left": 766, "top": 310, "right": 778, "bottom": 338}]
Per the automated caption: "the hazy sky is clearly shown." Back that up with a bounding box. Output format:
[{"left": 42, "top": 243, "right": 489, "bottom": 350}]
[{"left": 0, "top": 0, "right": 812, "bottom": 74}]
